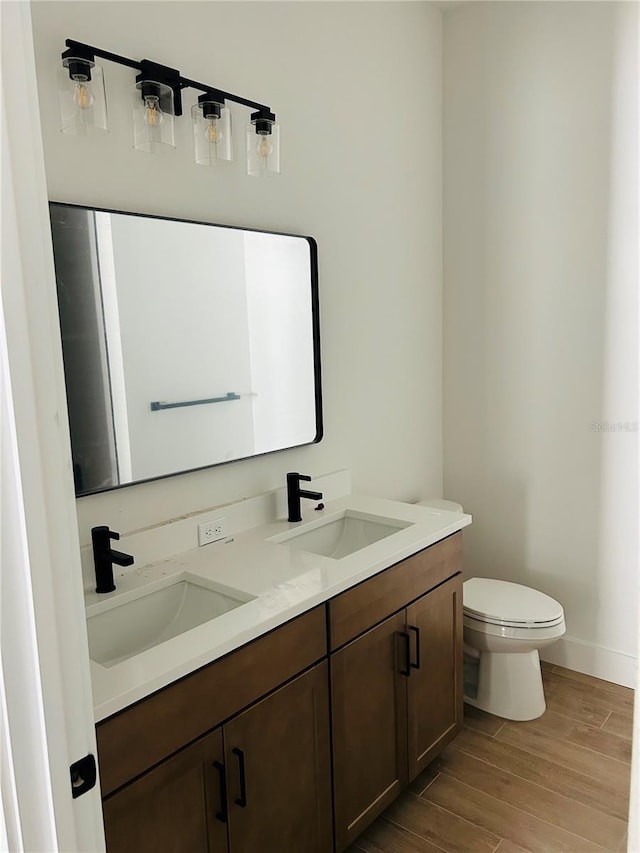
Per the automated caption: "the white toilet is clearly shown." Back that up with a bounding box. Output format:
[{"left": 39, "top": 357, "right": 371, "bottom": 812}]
[
  {"left": 419, "top": 499, "right": 566, "bottom": 721},
  {"left": 463, "top": 577, "right": 565, "bottom": 720}
]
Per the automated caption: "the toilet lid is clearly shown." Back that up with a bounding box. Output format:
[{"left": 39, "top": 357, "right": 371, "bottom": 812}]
[{"left": 463, "top": 578, "right": 564, "bottom": 628}]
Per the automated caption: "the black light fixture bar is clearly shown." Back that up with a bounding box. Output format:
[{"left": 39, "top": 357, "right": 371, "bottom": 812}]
[
  {"left": 178, "top": 76, "right": 268, "bottom": 114},
  {"left": 63, "top": 38, "right": 272, "bottom": 115},
  {"left": 64, "top": 39, "right": 141, "bottom": 72}
]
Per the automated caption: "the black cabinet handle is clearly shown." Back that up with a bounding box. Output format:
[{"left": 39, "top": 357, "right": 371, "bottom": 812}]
[
  {"left": 398, "top": 631, "right": 411, "bottom": 677},
  {"left": 408, "top": 625, "right": 421, "bottom": 670},
  {"left": 212, "top": 760, "right": 227, "bottom": 823},
  {"left": 232, "top": 747, "right": 247, "bottom": 808}
]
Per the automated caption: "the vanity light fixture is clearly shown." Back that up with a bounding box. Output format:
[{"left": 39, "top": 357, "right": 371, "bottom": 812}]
[
  {"left": 132, "top": 60, "right": 182, "bottom": 153},
  {"left": 192, "top": 91, "right": 233, "bottom": 165},
  {"left": 247, "top": 109, "right": 280, "bottom": 176},
  {"left": 58, "top": 43, "right": 108, "bottom": 136},
  {"left": 57, "top": 39, "right": 280, "bottom": 175}
]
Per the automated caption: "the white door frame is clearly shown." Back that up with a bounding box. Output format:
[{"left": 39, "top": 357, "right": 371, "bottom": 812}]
[{"left": 1, "top": 2, "right": 105, "bottom": 848}]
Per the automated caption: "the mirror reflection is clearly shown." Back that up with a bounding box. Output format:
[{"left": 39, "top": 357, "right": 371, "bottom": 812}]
[{"left": 49, "top": 203, "right": 322, "bottom": 496}]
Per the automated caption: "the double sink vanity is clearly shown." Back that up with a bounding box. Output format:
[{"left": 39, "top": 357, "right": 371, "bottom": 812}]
[
  {"left": 85, "top": 492, "right": 471, "bottom": 852},
  {"left": 50, "top": 203, "right": 472, "bottom": 850}
]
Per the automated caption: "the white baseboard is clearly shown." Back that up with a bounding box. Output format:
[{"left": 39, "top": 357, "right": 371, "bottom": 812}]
[{"left": 540, "top": 635, "right": 637, "bottom": 689}]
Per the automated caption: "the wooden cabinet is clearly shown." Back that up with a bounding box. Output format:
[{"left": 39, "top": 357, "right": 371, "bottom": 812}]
[
  {"left": 97, "top": 607, "right": 326, "bottom": 797},
  {"left": 331, "top": 612, "right": 408, "bottom": 850},
  {"left": 406, "top": 574, "right": 463, "bottom": 780},
  {"left": 103, "top": 729, "right": 228, "bottom": 853},
  {"left": 103, "top": 663, "right": 332, "bottom": 853},
  {"left": 225, "top": 662, "right": 332, "bottom": 853},
  {"left": 98, "top": 607, "right": 329, "bottom": 853},
  {"left": 329, "top": 535, "right": 463, "bottom": 851},
  {"left": 97, "top": 533, "right": 464, "bottom": 853}
]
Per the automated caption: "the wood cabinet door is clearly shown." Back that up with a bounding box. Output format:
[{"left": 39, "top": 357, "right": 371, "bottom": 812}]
[
  {"left": 103, "top": 727, "right": 228, "bottom": 853},
  {"left": 405, "top": 573, "right": 463, "bottom": 781},
  {"left": 331, "top": 611, "right": 408, "bottom": 852},
  {"left": 224, "top": 661, "right": 332, "bottom": 853}
]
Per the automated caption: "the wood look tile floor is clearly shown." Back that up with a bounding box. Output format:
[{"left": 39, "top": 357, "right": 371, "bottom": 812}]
[{"left": 349, "top": 664, "right": 633, "bottom": 853}]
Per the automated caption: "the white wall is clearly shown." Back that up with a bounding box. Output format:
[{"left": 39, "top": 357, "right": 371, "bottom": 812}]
[
  {"left": 30, "top": 1, "right": 443, "bottom": 543},
  {"left": 443, "top": 2, "right": 639, "bottom": 685}
]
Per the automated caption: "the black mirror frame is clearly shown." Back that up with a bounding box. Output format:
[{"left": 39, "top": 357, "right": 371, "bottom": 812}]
[{"left": 48, "top": 201, "right": 323, "bottom": 497}]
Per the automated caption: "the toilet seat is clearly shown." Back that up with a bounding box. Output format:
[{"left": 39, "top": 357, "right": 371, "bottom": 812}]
[
  {"left": 463, "top": 578, "right": 564, "bottom": 629},
  {"left": 463, "top": 613, "right": 566, "bottom": 641}
]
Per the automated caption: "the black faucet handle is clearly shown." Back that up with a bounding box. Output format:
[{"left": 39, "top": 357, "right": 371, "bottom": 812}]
[
  {"left": 91, "top": 525, "right": 108, "bottom": 543},
  {"left": 287, "top": 472, "right": 309, "bottom": 490},
  {"left": 91, "top": 525, "right": 120, "bottom": 545},
  {"left": 92, "top": 525, "right": 132, "bottom": 593}
]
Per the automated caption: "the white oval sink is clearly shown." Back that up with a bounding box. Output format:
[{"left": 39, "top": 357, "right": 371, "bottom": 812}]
[
  {"left": 87, "top": 578, "right": 254, "bottom": 667},
  {"left": 270, "top": 510, "right": 412, "bottom": 560}
]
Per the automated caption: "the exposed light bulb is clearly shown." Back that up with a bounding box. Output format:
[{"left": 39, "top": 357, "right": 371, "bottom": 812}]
[
  {"left": 256, "top": 133, "right": 273, "bottom": 163},
  {"left": 206, "top": 118, "right": 221, "bottom": 145},
  {"left": 144, "top": 95, "right": 164, "bottom": 128},
  {"left": 247, "top": 114, "right": 278, "bottom": 175},
  {"left": 193, "top": 101, "right": 231, "bottom": 164},
  {"left": 72, "top": 75, "right": 94, "bottom": 110}
]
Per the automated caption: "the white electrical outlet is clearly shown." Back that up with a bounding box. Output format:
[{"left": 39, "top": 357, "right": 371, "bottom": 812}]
[{"left": 198, "top": 517, "right": 229, "bottom": 546}]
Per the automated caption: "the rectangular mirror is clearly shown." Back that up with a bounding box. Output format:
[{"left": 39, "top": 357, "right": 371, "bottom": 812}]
[{"left": 49, "top": 202, "right": 322, "bottom": 496}]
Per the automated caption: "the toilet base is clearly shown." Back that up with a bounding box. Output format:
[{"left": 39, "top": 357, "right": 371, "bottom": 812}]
[{"left": 463, "top": 649, "right": 546, "bottom": 721}]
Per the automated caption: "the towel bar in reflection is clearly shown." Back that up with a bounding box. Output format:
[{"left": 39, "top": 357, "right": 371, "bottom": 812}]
[{"left": 150, "top": 392, "right": 241, "bottom": 411}]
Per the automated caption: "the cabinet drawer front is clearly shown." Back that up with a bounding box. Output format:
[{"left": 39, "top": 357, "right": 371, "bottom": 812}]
[
  {"left": 97, "top": 606, "right": 326, "bottom": 796},
  {"left": 329, "top": 533, "right": 462, "bottom": 651}
]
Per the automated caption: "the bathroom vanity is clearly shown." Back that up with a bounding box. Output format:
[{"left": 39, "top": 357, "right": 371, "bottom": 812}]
[{"left": 86, "top": 496, "right": 469, "bottom": 852}]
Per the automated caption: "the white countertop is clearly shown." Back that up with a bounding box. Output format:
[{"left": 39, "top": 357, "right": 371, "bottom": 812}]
[{"left": 86, "top": 495, "right": 471, "bottom": 721}]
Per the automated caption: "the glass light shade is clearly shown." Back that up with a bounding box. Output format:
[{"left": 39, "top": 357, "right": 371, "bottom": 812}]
[
  {"left": 57, "top": 60, "right": 108, "bottom": 136},
  {"left": 192, "top": 100, "right": 233, "bottom": 165},
  {"left": 132, "top": 80, "right": 175, "bottom": 153},
  {"left": 246, "top": 120, "right": 280, "bottom": 176}
]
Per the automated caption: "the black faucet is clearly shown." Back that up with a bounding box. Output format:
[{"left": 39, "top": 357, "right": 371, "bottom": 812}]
[
  {"left": 91, "top": 526, "right": 134, "bottom": 593},
  {"left": 287, "top": 473, "right": 323, "bottom": 523}
]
